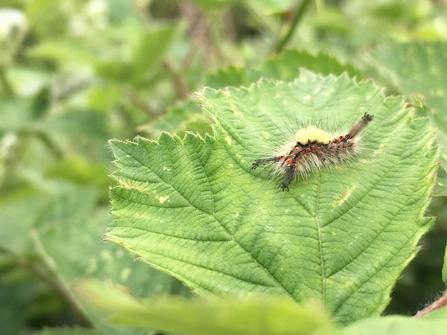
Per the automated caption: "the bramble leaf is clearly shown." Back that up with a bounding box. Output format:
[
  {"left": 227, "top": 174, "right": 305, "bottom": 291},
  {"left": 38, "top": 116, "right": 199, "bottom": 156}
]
[
  {"left": 108, "top": 71, "right": 437, "bottom": 324},
  {"left": 374, "top": 41, "right": 447, "bottom": 185},
  {"left": 78, "top": 280, "right": 447, "bottom": 335},
  {"left": 77, "top": 279, "right": 337, "bottom": 335},
  {"left": 344, "top": 308, "right": 447, "bottom": 335}
]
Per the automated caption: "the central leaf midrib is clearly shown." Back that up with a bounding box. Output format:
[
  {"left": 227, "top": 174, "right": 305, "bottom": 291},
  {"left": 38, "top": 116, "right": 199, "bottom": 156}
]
[{"left": 314, "top": 173, "right": 327, "bottom": 304}]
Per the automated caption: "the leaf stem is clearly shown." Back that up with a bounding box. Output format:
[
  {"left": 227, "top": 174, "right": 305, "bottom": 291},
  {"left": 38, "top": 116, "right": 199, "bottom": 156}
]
[
  {"left": 244, "top": 1, "right": 278, "bottom": 34},
  {"left": 0, "top": 65, "right": 14, "bottom": 97},
  {"left": 273, "top": 0, "right": 313, "bottom": 54},
  {"left": 131, "top": 0, "right": 152, "bottom": 26},
  {"left": 27, "top": 229, "right": 94, "bottom": 328},
  {"left": 414, "top": 290, "right": 447, "bottom": 318},
  {"left": 123, "top": 87, "right": 157, "bottom": 118},
  {"left": 209, "top": 12, "right": 226, "bottom": 64},
  {"left": 162, "top": 61, "right": 189, "bottom": 100}
]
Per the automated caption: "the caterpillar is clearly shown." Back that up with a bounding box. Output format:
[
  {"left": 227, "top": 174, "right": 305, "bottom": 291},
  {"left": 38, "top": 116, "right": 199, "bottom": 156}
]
[{"left": 251, "top": 113, "right": 374, "bottom": 191}]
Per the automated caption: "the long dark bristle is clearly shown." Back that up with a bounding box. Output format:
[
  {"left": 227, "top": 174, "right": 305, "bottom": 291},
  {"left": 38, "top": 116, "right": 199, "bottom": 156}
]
[{"left": 347, "top": 113, "right": 374, "bottom": 139}]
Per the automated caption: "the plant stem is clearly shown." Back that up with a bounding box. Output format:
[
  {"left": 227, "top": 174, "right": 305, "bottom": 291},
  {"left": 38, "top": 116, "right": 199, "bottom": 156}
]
[
  {"left": 131, "top": 0, "right": 152, "bottom": 26},
  {"left": 162, "top": 61, "right": 189, "bottom": 100},
  {"left": 0, "top": 65, "right": 14, "bottom": 97},
  {"left": 273, "top": 0, "right": 313, "bottom": 54},
  {"left": 123, "top": 87, "right": 157, "bottom": 118},
  {"left": 209, "top": 12, "right": 226, "bottom": 65},
  {"left": 27, "top": 229, "right": 94, "bottom": 328},
  {"left": 244, "top": 1, "right": 277, "bottom": 34},
  {"left": 414, "top": 290, "right": 447, "bottom": 318}
]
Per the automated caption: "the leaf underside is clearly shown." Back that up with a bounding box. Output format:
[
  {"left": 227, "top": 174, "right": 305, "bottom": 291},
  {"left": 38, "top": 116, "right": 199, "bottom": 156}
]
[{"left": 108, "top": 72, "right": 437, "bottom": 324}]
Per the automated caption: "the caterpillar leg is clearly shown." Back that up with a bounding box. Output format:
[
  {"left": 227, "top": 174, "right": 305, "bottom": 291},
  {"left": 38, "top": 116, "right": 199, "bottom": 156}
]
[
  {"left": 281, "top": 166, "right": 294, "bottom": 191},
  {"left": 252, "top": 157, "right": 280, "bottom": 170}
]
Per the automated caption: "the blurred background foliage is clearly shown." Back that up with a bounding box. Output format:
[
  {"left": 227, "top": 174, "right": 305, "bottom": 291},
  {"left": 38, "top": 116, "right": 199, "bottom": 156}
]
[{"left": 1, "top": 0, "right": 447, "bottom": 334}]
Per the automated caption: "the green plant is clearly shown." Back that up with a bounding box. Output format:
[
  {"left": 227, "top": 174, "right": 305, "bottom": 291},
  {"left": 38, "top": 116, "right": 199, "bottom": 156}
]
[
  {"left": 2, "top": 1, "right": 447, "bottom": 334},
  {"left": 91, "top": 71, "right": 440, "bottom": 334}
]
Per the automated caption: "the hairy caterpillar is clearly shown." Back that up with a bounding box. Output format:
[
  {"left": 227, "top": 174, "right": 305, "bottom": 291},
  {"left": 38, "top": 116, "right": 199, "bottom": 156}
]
[{"left": 251, "top": 113, "right": 374, "bottom": 191}]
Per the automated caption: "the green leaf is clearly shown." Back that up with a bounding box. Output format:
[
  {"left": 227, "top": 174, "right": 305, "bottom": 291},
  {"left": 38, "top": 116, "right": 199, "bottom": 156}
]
[
  {"left": 206, "top": 65, "right": 253, "bottom": 89},
  {"left": 0, "top": 188, "right": 49, "bottom": 253},
  {"left": 45, "top": 109, "right": 110, "bottom": 139},
  {"left": 108, "top": 72, "right": 437, "bottom": 324},
  {"left": 77, "top": 280, "right": 338, "bottom": 335},
  {"left": 443, "top": 245, "right": 447, "bottom": 284},
  {"left": 94, "top": 26, "right": 178, "bottom": 87},
  {"left": 0, "top": 97, "right": 33, "bottom": 134},
  {"left": 95, "top": 60, "right": 134, "bottom": 83},
  {"left": 0, "top": 182, "right": 186, "bottom": 335},
  {"left": 130, "top": 26, "right": 178, "bottom": 85},
  {"left": 432, "top": 171, "right": 447, "bottom": 197},
  {"left": 25, "top": 0, "right": 67, "bottom": 38},
  {"left": 191, "top": 0, "right": 240, "bottom": 12},
  {"left": 87, "top": 84, "right": 121, "bottom": 112},
  {"left": 32, "top": 185, "right": 187, "bottom": 335},
  {"left": 0, "top": 267, "right": 40, "bottom": 335},
  {"left": 140, "top": 99, "right": 211, "bottom": 138},
  {"left": 344, "top": 307, "right": 447, "bottom": 335},
  {"left": 374, "top": 41, "right": 447, "bottom": 174},
  {"left": 29, "top": 39, "right": 96, "bottom": 66},
  {"left": 35, "top": 327, "right": 104, "bottom": 335},
  {"left": 375, "top": 42, "right": 447, "bottom": 112},
  {"left": 162, "top": 50, "right": 360, "bottom": 140},
  {"left": 205, "top": 49, "right": 362, "bottom": 89},
  {"left": 254, "top": 49, "right": 361, "bottom": 81}
]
